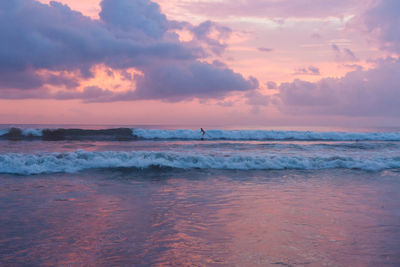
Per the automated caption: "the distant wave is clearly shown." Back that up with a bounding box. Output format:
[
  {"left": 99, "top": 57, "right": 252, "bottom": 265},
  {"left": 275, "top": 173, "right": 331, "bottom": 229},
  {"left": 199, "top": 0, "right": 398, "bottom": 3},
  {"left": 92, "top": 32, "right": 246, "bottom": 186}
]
[
  {"left": 1, "top": 127, "right": 400, "bottom": 141},
  {"left": 131, "top": 129, "right": 400, "bottom": 141},
  {"left": 0, "top": 128, "right": 135, "bottom": 141},
  {"left": 1, "top": 150, "right": 400, "bottom": 174}
]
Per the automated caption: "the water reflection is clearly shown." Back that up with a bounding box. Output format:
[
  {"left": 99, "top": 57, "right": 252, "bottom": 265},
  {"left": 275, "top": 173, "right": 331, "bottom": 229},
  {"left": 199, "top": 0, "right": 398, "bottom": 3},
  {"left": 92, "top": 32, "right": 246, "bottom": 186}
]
[{"left": 0, "top": 170, "right": 399, "bottom": 266}]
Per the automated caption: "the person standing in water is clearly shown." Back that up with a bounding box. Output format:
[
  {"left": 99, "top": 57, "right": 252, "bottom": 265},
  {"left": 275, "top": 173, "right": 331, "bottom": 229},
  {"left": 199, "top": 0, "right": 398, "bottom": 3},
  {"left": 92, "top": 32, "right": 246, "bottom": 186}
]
[{"left": 200, "top": 128, "right": 206, "bottom": 140}]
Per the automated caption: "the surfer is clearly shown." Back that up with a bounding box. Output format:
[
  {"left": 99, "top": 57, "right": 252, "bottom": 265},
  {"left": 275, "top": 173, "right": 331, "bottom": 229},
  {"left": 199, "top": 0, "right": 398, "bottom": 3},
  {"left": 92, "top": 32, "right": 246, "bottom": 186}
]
[{"left": 200, "top": 128, "right": 206, "bottom": 140}]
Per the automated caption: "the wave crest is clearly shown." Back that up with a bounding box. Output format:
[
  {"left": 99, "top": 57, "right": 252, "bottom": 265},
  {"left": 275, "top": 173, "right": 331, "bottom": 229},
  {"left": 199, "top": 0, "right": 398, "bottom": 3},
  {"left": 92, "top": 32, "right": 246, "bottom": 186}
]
[
  {"left": 1, "top": 150, "right": 399, "bottom": 175},
  {"left": 1, "top": 127, "right": 400, "bottom": 141},
  {"left": 131, "top": 129, "right": 400, "bottom": 141}
]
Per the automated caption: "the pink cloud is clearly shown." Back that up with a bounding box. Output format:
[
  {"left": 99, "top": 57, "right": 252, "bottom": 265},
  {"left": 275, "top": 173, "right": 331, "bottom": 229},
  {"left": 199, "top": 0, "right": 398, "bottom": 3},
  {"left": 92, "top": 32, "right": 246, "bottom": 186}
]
[
  {"left": 276, "top": 57, "right": 400, "bottom": 116},
  {"left": 350, "top": 0, "right": 400, "bottom": 54},
  {"left": 177, "top": 0, "right": 369, "bottom": 19}
]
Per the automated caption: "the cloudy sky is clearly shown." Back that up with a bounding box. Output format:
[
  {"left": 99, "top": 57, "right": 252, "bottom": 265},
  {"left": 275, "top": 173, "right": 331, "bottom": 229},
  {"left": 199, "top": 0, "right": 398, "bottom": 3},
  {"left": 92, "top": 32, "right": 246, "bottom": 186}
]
[{"left": 0, "top": 0, "right": 399, "bottom": 127}]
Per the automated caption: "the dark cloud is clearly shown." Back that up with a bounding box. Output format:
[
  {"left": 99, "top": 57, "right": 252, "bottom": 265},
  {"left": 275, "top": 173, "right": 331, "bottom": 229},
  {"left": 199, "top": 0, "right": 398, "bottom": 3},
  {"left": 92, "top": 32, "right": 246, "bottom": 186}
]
[
  {"left": 308, "top": 66, "right": 321, "bottom": 75},
  {"left": 331, "top": 43, "right": 358, "bottom": 62},
  {"left": 0, "top": 0, "right": 257, "bottom": 101},
  {"left": 294, "top": 66, "right": 320, "bottom": 75},
  {"left": 0, "top": 0, "right": 193, "bottom": 75},
  {"left": 343, "top": 48, "right": 356, "bottom": 60},
  {"left": 190, "top": 21, "right": 231, "bottom": 55},
  {"left": 50, "top": 62, "right": 259, "bottom": 103},
  {"left": 0, "top": 70, "right": 44, "bottom": 90},
  {"left": 100, "top": 0, "right": 168, "bottom": 40},
  {"left": 133, "top": 62, "right": 259, "bottom": 101},
  {"left": 0, "top": 67, "right": 80, "bottom": 91},
  {"left": 331, "top": 43, "right": 340, "bottom": 53},
  {"left": 258, "top": 47, "right": 274, "bottom": 52},
  {"left": 276, "top": 57, "right": 400, "bottom": 116}
]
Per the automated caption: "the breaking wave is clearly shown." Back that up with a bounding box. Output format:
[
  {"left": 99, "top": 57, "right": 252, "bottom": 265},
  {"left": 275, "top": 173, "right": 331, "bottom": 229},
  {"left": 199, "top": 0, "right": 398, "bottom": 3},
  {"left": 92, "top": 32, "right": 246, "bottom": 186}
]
[
  {"left": 1, "top": 127, "right": 400, "bottom": 141},
  {"left": 130, "top": 129, "right": 400, "bottom": 141},
  {"left": 1, "top": 150, "right": 400, "bottom": 175}
]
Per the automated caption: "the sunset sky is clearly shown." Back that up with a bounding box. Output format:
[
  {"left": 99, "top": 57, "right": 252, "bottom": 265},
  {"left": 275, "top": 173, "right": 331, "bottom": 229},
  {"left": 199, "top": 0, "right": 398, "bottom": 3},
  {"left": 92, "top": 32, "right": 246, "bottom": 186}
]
[{"left": 1, "top": 0, "right": 399, "bottom": 127}]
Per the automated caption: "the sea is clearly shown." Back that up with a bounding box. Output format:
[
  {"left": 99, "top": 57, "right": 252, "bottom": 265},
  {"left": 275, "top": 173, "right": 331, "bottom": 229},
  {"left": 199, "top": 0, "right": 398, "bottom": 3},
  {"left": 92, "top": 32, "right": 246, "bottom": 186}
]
[{"left": 0, "top": 124, "right": 400, "bottom": 266}]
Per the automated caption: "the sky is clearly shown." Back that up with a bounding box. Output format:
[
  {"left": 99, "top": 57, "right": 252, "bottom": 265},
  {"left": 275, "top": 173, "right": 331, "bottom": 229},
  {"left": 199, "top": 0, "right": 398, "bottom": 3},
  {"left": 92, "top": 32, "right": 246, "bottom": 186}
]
[{"left": 0, "top": 0, "right": 399, "bottom": 127}]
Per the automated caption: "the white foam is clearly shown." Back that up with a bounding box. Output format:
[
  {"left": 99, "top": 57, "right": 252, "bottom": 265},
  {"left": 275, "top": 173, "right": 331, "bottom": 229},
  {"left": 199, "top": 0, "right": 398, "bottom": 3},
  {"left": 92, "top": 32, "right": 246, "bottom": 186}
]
[
  {"left": 0, "top": 128, "right": 43, "bottom": 137},
  {"left": 131, "top": 129, "right": 400, "bottom": 141},
  {"left": 1, "top": 150, "right": 399, "bottom": 175},
  {"left": 21, "top": 128, "right": 43, "bottom": 136}
]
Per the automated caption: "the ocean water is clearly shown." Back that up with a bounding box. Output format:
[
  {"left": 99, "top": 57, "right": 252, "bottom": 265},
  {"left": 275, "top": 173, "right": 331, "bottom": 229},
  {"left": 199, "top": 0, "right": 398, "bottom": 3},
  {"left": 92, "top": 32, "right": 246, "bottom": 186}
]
[{"left": 1, "top": 125, "right": 400, "bottom": 266}]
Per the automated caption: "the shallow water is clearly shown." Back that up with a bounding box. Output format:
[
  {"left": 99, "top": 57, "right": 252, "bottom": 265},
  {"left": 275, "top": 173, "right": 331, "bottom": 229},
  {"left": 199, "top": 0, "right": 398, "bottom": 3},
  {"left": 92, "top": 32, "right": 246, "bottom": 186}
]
[{"left": 1, "top": 169, "right": 399, "bottom": 266}]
